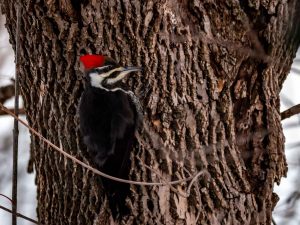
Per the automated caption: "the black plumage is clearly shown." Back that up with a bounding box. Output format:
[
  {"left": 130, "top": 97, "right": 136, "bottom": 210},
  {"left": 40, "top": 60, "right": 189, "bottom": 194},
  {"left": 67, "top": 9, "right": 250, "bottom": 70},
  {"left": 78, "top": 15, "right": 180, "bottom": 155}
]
[{"left": 79, "top": 87, "right": 136, "bottom": 165}]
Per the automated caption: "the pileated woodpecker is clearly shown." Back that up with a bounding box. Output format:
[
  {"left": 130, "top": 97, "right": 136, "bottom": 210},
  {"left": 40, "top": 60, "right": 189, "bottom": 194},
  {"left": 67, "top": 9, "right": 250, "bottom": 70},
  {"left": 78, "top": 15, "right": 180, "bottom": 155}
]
[{"left": 78, "top": 54, "right": 142, "bottom": 218}]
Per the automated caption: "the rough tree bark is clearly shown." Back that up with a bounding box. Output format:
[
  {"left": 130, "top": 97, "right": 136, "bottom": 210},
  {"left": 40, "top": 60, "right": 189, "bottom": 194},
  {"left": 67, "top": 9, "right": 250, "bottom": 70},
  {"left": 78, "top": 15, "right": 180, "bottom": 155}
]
[{"left": 1, "top": 0, "right": 300, "bottom": 224}]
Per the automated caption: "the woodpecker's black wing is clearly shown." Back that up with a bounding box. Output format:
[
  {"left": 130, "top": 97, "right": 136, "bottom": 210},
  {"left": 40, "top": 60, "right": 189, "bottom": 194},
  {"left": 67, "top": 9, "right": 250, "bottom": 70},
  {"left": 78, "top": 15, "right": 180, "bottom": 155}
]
[
  {"left": 101, "top": 117, "right": 135, "bottom": 218},
  {"left": 79, "top": 87, "right": 114, "bottom": 166},
  {"left": 101, "top": 90, "right": 137, "bottom": 218},
  {"left": 79, "top": 87, "right": 137, "bottom": 218}
]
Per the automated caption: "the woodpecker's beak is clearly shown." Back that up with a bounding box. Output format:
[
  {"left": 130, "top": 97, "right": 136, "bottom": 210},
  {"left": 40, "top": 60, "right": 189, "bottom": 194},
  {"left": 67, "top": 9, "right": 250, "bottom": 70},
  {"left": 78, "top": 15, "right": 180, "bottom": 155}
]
[{"left": 123, "top": 66, "right": 142, "bottom": 73}]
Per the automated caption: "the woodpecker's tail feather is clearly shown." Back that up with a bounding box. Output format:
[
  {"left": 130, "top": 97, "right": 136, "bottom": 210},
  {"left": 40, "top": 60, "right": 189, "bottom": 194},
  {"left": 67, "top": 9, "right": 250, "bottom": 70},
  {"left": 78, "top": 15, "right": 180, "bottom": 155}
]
[
  {"left": 100, "top": 140, "right": 133, "bottom": 219},
  {"left": 101, "top": 164, "right": 131, "bottom": 219},
  {"left": 102, "top": 178, "right": 130, "bottom": 219}
]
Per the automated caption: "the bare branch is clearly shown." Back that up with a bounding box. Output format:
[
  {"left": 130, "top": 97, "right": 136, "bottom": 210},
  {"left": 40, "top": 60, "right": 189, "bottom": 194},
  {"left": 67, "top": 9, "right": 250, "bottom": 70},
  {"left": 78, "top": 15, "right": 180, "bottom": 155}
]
[
  {"left": 0, "top": 194, "right": 14, "bottom": 205},
  {"left": 0, "top": 103, "right": 200, "bottom": 187},
  {"left": 0, "top": 204, "right": 40, "bottom": 225},
  {"left": 281, "top": 104, "right": 300, "bottom": 120},
  {"left": 137, "top": 156, "right": 209, "bottom": 198},
  {"left": 0, "top": 108, "right": 25, "bottom": 116}
]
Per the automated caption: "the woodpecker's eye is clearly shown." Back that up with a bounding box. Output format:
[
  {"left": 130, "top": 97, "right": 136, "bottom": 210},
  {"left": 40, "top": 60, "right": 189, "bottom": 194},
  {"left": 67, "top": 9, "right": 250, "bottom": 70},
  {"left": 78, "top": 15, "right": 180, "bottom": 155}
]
[
  {"left": 109, "top": 71, "right": 119, "bottom": 79},
  {"left": 95, "top": 68, "right": 102, "bottom": 73}
]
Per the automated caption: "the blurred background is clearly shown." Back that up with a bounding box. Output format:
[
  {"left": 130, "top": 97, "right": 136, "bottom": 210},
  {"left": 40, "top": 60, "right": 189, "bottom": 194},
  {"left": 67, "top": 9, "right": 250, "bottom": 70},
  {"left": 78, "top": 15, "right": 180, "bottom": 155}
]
[
  {"left": 274, "top": 50, "right": 300, "bottom": 225},
  {"left": 0, "top": 11, "right": 299, "bottom": 225},
  {"left": 0, "top": 13, "right": 36, "bottom": 225}
]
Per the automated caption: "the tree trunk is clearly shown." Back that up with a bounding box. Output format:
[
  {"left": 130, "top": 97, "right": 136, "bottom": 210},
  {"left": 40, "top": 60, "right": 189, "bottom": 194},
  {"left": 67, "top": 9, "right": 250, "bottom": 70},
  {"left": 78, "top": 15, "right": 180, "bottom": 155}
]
[{"left": 2, "top": 0, "right": 300, "bottom": 224}]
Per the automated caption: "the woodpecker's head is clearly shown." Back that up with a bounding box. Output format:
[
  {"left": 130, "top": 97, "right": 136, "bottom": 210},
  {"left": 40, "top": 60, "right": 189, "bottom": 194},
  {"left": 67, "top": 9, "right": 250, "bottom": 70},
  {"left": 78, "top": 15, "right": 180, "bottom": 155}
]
[{"left": 80, "top": 54, "right": 141, "bottom": 90}]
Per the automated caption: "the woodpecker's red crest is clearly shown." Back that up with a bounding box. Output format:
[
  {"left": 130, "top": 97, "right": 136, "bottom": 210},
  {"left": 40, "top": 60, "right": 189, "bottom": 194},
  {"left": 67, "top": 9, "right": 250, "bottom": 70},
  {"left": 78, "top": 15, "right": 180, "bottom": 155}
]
[{"left": 80, "top": 54, "right": 106, "bottom": 70}]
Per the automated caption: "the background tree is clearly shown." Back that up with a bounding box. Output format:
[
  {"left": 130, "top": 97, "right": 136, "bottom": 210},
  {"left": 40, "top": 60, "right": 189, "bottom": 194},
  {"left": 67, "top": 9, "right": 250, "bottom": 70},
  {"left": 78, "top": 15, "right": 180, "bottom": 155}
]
[{"left": 1, "top": 0, "right": 300, "bottom": 224}]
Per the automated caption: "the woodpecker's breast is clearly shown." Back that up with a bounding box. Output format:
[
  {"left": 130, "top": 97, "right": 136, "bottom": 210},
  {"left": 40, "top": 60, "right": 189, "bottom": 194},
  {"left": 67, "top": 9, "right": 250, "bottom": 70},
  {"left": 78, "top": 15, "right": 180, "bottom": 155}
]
[{"left": 79, "top": 87, "right": 135, "bottom": 131}]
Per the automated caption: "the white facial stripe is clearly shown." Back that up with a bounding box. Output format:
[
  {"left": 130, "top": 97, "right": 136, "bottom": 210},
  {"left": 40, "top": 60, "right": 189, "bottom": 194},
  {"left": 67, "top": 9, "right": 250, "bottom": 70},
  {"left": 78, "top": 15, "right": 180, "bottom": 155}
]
[
  {"left": 100, "top": 67, "right": 123, "bottom": 78},
  {"left": 94, "top": 65, "right": 111, "bottom": 73},
  {"left": 106, "top": 70, "right": 133, "bottom": 84}
]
